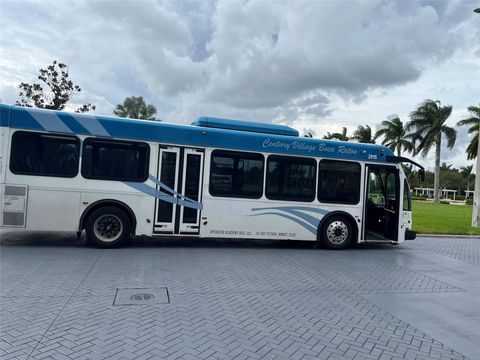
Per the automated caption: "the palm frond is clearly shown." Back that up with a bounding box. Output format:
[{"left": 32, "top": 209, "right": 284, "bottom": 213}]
[
  {"left": 467, "top": 105, "right": 480, "bottom": 118},
  {"left": 441, "top": 125, "right": 457, "bottom": 149},
  {"left": 467, "top": 135, "right": 478, "bottom": 160},
  {"left": 374, "top": 128, "right": 388, "bottom": 140},
  {"left": 457, "top": 117, "right": 479, "bottom": 126},
  {"left": 407, "top": 99, "right": 453, "bottom": 156}
]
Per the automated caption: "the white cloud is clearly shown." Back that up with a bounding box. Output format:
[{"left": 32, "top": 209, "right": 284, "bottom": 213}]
[{"left": 198, "top": 1, "right": 457, "bottom": 110}]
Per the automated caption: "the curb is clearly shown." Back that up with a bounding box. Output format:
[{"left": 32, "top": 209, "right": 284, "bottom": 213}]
[{"left": 417, "top": 234, "right": 480, "bottom": 239}]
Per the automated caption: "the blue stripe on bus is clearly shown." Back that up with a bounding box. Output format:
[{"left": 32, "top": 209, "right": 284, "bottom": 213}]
[
  {"left": 28, "top": 110, "right": 73, "bottom": 133},
  {"left": 147, "top": 175, "right": 200, "bottom": 206},
  {"left": 0, "top": 103, "right": 396, "bottom": 162},
  {"left": 0, "top": 105, "right": 10, "bottom": 127},
  {"left": 251, "top": 206, "right": 329, "bottom": 215},
  {"left": 71, "top": 114, "right": 111, "bottom": 137},
  {"left": 147, "top": 175, "right": 202, "bottom": 208},
  {"left": 273, "top": 208, "right": 321, "bottom": 228},
  {"left": 250, "top": 211, "right": 318, "bottom": 235},
  {"left": 9, "top": 107, "right": 45, "bottom": 131},
  {"left": 148, "top": 174, "right": 175, "bottom": 194},
  {"left": 57, "top": 114, "right": 92, "bottom": 135},
  {"left": 123, "top": 181, "right": 203, "bottom": 210},
  {"left": 250, "top": 206, "right": 330, "bottom": 235}
]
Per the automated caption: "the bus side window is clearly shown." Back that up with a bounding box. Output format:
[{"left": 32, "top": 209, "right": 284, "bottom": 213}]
[
  {"left": 209, "top": 150, "right": 264, "bottom": 199},
  {"left": 10, "top": 131, "right": 80, "bottom": 178},
  {"left": 266, "top": 155, "right": 316, "bottom": 202},
  {"left": 318, "top": 160, "right": 360, "bottom": 204},
  {"left": 81, "top": 138, "right": 149, "bottom": 182}
]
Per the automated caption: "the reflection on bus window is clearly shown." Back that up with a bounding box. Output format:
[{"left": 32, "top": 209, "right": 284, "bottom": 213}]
[
  {"left": 82, "top": 138, "right": 149, "bottom": 182},
  {"left": 10, "top": 131, "right": 80, "bottom": 178},
  {"left": 210, "top": 150, "right": 264, "bottom": 198},
  {"left": 266, "top": 155, "right": 316, "bottom": 202},
  {"left": 318, "top": 160, "right": 360, "bottom": 204}
]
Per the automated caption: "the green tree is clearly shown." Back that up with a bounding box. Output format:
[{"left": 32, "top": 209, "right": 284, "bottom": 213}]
[
  {"left": 440, "top": 162, "right": 453, "bottom": 172},
  {"left": 351, "top": 125, "right": 375, "bottom": 144},
  {"left": 440, "top": 169, "right": 464, "bottom": 197},
  {"left": 457, "top": 104, "right": 480, "bottom": 160},
  {"left": 374, "top": 116, "right": 414, "bottom": 156},
  {"left": 323, "top": 127, "right": 349, "bottom": 141},
  {"left": 409, "top": 169, "right": 435, "bottom": 193},
  {"left": 16, "top": 60, "right": 95, "bottom": 113},
  {"left": 114, "top": 96, "right": 158, "bottom": 120},
  {"left": 407, "top": 100, "right": 457, "bottom": 203}
]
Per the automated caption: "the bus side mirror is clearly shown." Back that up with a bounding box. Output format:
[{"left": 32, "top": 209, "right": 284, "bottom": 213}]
[{"left": 419, "top": 169, "right": 425, "bottom": 182}]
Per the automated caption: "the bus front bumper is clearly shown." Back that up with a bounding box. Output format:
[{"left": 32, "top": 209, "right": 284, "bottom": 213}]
[{"left": 405, "top": 229, "right": 416, "bottom": 241}]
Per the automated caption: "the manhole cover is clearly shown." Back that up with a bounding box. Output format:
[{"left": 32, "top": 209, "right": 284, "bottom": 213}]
[{"left": 114, "top": 288, "right": 169, "bottom": 306}]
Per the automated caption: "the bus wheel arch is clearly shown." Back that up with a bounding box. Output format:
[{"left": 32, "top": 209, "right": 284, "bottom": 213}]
[
  {"left": 318, "top": 211, "right": 358, "bottom": 249},
  {"left": 79, "top": 199, "right": 137, "bottom": 237}
]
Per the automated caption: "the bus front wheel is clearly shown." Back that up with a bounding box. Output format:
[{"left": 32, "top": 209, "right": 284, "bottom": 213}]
[
  {"left": 85, "top": 206, "right": 131, "bottom": 248},
  {"left": 319, "top": 216, "right": 353, "bottom": 250}
]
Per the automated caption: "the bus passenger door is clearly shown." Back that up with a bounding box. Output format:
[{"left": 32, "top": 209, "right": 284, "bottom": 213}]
[
  {"left": 178, "top": 149, "right": 204, "bottom": 233},
  {"left": 384, "top": 169, "right": 400, "bottom": 241},
  {"left": 364, "top": 166, "right": 400, "bottom": 242},
  {"left": 399, "top": 178, "right": 412, "bottom": 241},
  {"left": 154, "top": 147, "right": 204, "bottom": 235},
  {"left": 154, "top": 147, "right": 180, "bottom": 233}
]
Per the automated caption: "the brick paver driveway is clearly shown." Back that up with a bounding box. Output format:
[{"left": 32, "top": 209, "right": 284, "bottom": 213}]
[{"left": 1, "top": 233, "right": 479, "bottom": 360}]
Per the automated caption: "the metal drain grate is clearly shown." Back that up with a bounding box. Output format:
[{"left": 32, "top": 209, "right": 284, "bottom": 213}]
[{"left": 114, "top": 288, "right": 169, "bottom": 306}]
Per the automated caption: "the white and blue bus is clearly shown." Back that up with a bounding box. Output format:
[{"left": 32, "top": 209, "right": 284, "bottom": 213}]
[{"left": 0, "top": 104, "right": 423, "bottom": 248}]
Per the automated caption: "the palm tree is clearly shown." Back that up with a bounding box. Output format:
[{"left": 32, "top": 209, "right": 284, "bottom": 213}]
[
  {"left": 114, "top": 96, "right": 158, "bottom": 120},
  {"left": 374, "top": 116, "right": 414, "bottom": 156},
  {"left": 352, "top": 125, "right": 375, "bottom": 144},
  {"left": 407, "top": 99, "right": 457, "bottom": 203},
  {"left": 460, "top": 165, "right": 474, "bottom": 192},
  {"left": 323, "top": 127, "right": 349, "bottom": 141},
  {"left": 457, "top": 105, "right": 480, "bottom": 160},
  {"left": 440, "top": 162, "right": 453, "bottom": 172}
]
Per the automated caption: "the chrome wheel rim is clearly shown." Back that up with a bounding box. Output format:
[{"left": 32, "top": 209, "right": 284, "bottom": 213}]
[
  {"left": 326, "top": 220, "right": 348, "bottom": 244},
  {"left": 93, "top": 214, "right": 123, "bottom": 242}
]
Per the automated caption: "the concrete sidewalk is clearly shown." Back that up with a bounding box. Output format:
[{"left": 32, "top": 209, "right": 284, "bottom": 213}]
[{"left": 1, "top": 233, "right": 478, "bottom": 359}]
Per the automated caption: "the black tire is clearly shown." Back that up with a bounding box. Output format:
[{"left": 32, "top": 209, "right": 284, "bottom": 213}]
[
  {"left": 319, "top": 215, "right": 354, "bottom": 250},
  {"left": 85, "top": 206, "right": 131, "bottom": 248}
]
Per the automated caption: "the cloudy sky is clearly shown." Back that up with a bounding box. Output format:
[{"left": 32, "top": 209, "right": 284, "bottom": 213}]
[{"left": 1, "top": 0, "right": 479, "bottom": 170}]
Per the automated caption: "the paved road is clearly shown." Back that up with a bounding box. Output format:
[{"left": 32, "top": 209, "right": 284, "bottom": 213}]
[{"left": 1, "top": 233, "right": 479, "bottom": 360}]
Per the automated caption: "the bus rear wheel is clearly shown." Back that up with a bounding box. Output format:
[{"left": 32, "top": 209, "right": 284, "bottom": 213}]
[
  {"left": 319, "top": 216, "right": 353, "bottom": 250},
  {"left": 85, "top": 206, "right": 131, "bottom": 248}
]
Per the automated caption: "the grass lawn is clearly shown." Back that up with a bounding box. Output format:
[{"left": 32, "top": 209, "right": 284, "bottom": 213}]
[{"left": 412, "top": 200, "right": 480, "bottom": 235}]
